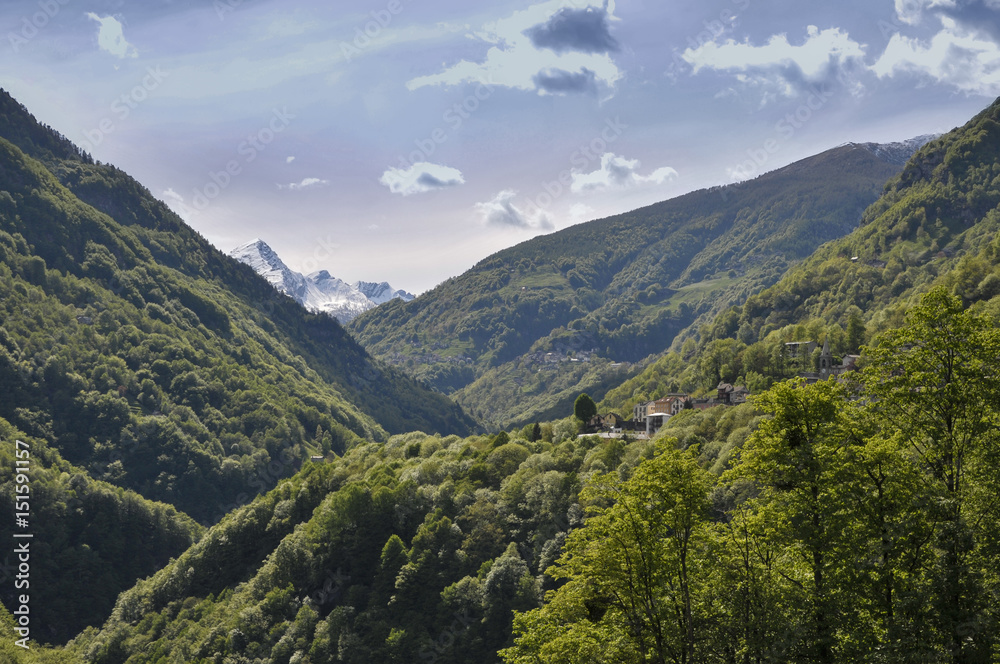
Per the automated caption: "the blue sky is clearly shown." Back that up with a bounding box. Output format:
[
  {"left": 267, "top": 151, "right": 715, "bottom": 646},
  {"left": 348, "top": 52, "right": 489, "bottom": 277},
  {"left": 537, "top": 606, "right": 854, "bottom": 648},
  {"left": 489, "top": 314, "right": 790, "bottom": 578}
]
[{"left": 2, "top": 0, "right": 998, "bottom": 292}]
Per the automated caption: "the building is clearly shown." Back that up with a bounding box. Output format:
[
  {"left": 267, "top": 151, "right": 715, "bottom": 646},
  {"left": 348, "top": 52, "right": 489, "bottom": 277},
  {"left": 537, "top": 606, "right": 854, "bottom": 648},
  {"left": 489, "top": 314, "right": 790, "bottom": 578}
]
[
  {"left": 717, "top": 382, "right": 750, "bottom": 405},
  {"left": 785, "top": 341, "right": 817, "bottom": 359},
  {"left": 645, "top": 412, "right": 670, "bottom": 437},
  {"left": 634, "top": 394, "right": 688, "bottom": 421},
  {"left": 650, "top": 395, "right": 688, "bottom": 416},
  {"left": 801, "top": 338, "right": 861, "bottom": 383}
]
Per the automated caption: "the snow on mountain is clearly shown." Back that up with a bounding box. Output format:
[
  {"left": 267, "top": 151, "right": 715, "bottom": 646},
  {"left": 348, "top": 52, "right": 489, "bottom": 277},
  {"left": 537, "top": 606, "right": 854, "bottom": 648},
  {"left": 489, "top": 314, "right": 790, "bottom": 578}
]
[
  {"left": 853, "top": 134, "right": 939, "bottom": 166},
  {"left": 354, "top": 281, "right": 416, "bottom": 305},
  {"left": 229, "top": 239, "right": 413, "bottom": 323},
  {"left": 230, "top": 238, "right": 312, "bottom": 301}
]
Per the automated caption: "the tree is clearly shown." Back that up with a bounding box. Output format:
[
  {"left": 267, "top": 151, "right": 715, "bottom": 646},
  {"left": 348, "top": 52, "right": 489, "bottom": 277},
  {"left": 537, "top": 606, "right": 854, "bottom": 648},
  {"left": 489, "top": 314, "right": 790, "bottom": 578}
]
[
  {"left": 502, "top": 444, "right": 714, "bottom": 664},
  {"left": 573, "top": 393, "right": 597, "bottom": 423},
  {"left": 861, "top": 286, "right": 1000, "bottom": 661},
  {"left": 846, "top": 312, "right": 866, "bottom": 352},
  {"left": 726, "top": 379, "right": 857, "bottom": 663}
]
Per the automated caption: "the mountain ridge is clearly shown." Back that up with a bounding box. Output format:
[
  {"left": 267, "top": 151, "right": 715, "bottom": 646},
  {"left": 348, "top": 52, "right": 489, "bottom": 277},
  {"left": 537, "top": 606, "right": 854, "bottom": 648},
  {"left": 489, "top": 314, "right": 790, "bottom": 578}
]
[
  {"left": 351, "top": 136, "right": 932, "bottom": 427},
  {"left": 599, "top": 97, "right": 1000, "bottom": 417},
  {"left": 229, "top": 238, "right": 414, "bottom": 323}
]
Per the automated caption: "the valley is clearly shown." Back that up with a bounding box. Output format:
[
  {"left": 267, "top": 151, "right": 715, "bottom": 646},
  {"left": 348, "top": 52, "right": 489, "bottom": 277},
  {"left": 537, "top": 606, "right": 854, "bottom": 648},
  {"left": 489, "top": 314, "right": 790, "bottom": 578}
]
[{"left": 3, "top": 89, "right": 1000, "bottom": 664}]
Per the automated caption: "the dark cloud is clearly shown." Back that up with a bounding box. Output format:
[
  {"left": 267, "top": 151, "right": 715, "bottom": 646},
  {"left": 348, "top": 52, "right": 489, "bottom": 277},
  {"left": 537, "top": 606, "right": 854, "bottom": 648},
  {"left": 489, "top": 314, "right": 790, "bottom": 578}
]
[
  {"left": 533, "top": 67, "right": 598, "bottom": 95},
  {"left": 942, "top": 1, "right": 1000, "bottom": 40},
  {"left": 417, "top": 172, "right": 463, "bottom": 189},
  {"left": 525, "top": 6, "right": 619, "bottom": 54},
  {"left": 476, "top": 190, "right": 553, "bottom": 230}
]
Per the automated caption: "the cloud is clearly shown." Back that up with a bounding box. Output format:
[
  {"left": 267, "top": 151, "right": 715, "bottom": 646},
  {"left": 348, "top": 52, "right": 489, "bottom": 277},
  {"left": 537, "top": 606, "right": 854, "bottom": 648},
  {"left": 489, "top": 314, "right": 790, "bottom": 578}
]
[
  {"left": 161, "top": 188, "right": 191, "bottom": 222},
  {"left": 525, "top": 6, "right": 620, "bottom": 54},
  {"left": 533, "top": 67, "right": 599, "bottom": 95},
  {"left": 871, "top": 16, "right": 1000, "bottom": 95},
  {"left": 895, "top": 0, "right": 1000, "bottom": 40},
  {"left": 895, "top": 0, "right": 958, "bottom": 25},
  {"left": 86, "top": 13, "right": 138, "bottom": 59},
  {"left": 569, "top": 203, "right": 595, "bottom": 222},
  {"left": 286, "top": 156, "right": 296, "bottom": 164},
  {"left": 682, "top": 26, "right": 867, "bottom": 101},
  {"left": 406, "top": 0, "right": 621, "bottom": 96},
  {"left": 279, "top": 177, "right": 330, "bottom": 191},
  {"left": 380, "top": 162, "right": 465, "bottom": 196},
  {"left": 570, "top": 153, "right": 677, "bottom": 193},
  {"left": 475, "top": 190, "right": 553, "bottom": 230}
]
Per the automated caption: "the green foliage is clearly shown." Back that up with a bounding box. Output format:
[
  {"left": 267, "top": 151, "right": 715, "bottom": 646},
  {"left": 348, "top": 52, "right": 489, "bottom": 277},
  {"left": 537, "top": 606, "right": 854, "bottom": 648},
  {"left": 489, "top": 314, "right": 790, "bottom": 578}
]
[
  {"left": 60, "top": 430, "right": 639, "bottom": 664},
  {"left": 0, "top": 420, "right": 202, "bottom": 644},
  {"left": 572, "top": 393, "right": 597, "bottom": 423},
  {"left": 507, "top": 288, "right": 1000, "bottom": 663},
  {"left": 860, "top": 286, "right": 1000, "bottom": 659},
  {"left": 502, "top": 444, "right": 714, "bottom": 664},
  {"left": 353, "top": 143, "right": 908, "bottom": 427}
]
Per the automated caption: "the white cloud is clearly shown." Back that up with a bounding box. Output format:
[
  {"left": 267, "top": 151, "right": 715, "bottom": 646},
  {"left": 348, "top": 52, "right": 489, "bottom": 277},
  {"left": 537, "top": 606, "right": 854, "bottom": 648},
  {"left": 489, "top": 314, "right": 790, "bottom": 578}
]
[
  {"left": 279, "top": 177, "right": 329, "bottom": 191},
  {"left": 871, "top": 16, "right": 1000, "bottom": 95},
  {"left": 286, "top": 156, "right": 296, "bottom": 164},
  {"left": 895, "top": 0, "right": 958, "bottom": 25},
  {"left": 161, "top": 188, "right": 191, "bottom": 222},
  {"left": 570, "top": 153, "right": 677, "bottom": 193},
  {"left": 475, "top": 190, "right": 553, "bottom": 230},
  {"left": 406, "top": 0, "right": 622, "bottom": 96},
  {"left": 683, "top": 26, "right": 867, "bottom": 100},
  {"left": 569, "top": 203, "right": 595, "bottom": 222},
  {"left": 380, "top": 162, "right": 465, "bottom": 196},
  {"left": 86, "top": 13, "right": 138, "bottom": 59}
]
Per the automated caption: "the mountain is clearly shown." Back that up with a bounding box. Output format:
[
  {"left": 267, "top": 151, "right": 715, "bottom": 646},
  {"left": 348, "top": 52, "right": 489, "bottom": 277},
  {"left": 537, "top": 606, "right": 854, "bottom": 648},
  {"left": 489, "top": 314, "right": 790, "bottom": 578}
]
[
  {"left": 599, "top": 98, "right": 1000, "bottom": 418},
  {"left": 351, "top": 138, "right": 931, "bottom": 428},
  {"left": 851, "top": 134, "right": 939, "bottom": 165},
  {"left": 0, "top": 419, "right": 203, "bottom": 644},
  {"left": 47, "top": 94, "right": 1000, "bottom": 664},
  {"left": 356, "top": 279, "right": 415, "bottom": 305},
  {"left": 229, "top": 239, "right": 414, "bottom": 323},
  {"left": 0, "top": 87, "right": 476, "bottom": 640},
  {"left": 11, "top": 93, "right": 1000, "bottom": 664},
  {"left": 49, "top": 428, "right": 612, "bottom": 663}
]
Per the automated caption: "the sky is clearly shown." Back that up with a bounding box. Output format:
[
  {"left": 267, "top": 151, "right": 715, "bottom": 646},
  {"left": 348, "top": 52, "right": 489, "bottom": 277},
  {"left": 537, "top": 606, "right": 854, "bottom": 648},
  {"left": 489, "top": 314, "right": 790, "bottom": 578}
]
[{"left": 1, "top": 0, "right": 999, "bottom": 293}]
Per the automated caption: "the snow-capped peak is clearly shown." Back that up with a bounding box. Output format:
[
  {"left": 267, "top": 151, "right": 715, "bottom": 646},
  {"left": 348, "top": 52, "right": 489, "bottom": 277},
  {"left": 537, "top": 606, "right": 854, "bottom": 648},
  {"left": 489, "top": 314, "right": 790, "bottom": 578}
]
[
  {"left": 354, "top": 281, "right": 416, "bottom": 305},
  {"left": 229, "top": 240, "right": 414, "bottom": 323},
  {"left": 230, "top": 239, "right": 311, "bottom": 302},
  {"left": 851, "top": 134, "right": 939, "bottom": 166}
]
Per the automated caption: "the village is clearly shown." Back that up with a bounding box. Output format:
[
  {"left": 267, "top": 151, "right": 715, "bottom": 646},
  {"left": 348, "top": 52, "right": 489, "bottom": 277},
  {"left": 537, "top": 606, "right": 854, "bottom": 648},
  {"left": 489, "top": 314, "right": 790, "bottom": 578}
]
[{"left": 585, "top": 338, "right": 861, "bottom": 438}]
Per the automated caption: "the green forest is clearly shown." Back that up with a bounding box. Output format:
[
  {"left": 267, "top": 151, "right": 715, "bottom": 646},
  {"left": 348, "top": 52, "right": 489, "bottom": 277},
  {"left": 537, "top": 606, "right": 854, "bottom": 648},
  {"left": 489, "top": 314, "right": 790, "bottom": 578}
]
[
  {"left": 351, "top": 141, "right": 910, "bottom": 428},
  {"left": 2, "top": 88, "right": 1000, "bottom": 663},
  {"left": 5, "top": 287, "right": 999, "bottom": 663}
]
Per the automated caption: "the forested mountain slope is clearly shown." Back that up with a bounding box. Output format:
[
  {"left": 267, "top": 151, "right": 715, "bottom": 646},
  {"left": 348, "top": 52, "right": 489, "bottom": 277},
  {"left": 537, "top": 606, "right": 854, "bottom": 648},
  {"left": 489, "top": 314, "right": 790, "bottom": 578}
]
[
  {"left": 600, "top": 96, "right": 1000, "bottom": 417},
  {"left": 352, "top": 141, "right": 921, "bottom": 427},
  {"left": 0, "top": 88, "right": 481, "bottom": 646},
  {"left": 0, "top": 90, "right": 473, "bottom": 440},
  {"left": 0, "top": 418, "right": 202, "bottom": 643},
  {"left": 0, "top": 88, "right": 476, "bottom": 644},
  {"left": 51, "top": 290, "right": 1000, "bottom": 664},
  {"left": 52, "top": 426, "right": 657, "bottom": 663}
]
